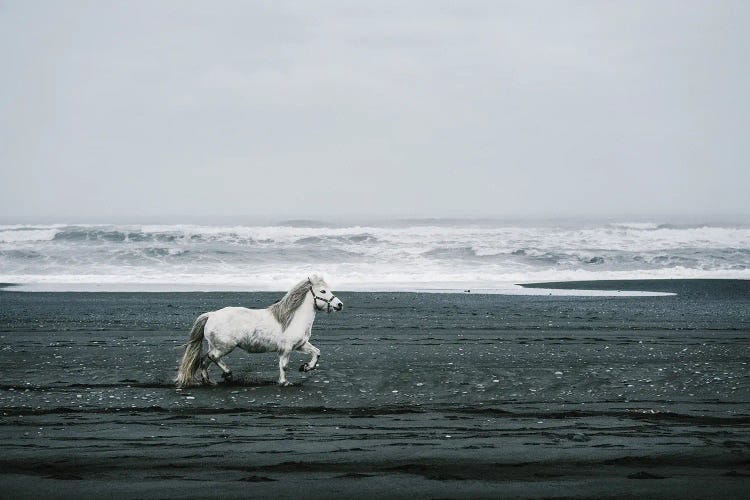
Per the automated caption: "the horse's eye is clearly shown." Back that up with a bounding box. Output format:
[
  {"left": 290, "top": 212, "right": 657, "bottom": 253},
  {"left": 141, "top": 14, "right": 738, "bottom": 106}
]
[{"left": 320, "top": 290, "right": 327, "bottom": 294}]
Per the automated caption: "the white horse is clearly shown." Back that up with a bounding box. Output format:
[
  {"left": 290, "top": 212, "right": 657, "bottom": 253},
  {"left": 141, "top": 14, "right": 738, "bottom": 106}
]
[{"left": 176, "top": 275, "right": 343, "bottom": 387}]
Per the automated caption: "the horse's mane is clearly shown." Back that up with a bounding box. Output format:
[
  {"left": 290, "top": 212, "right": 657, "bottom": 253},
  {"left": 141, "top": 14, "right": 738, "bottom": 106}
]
[{"left": 268, "top": 275, "right": 324, "bottom": 330}]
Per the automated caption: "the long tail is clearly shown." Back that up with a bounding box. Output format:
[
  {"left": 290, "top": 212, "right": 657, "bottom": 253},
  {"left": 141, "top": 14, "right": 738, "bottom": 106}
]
[{"left": 175, "top": 313, "right": 209, "bottom": 387}]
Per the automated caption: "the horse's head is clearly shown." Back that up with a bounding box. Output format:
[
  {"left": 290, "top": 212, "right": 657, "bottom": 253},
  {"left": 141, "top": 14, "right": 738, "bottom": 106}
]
[{"left": 308, "top": 275, "right": 343, "bottom": 312}]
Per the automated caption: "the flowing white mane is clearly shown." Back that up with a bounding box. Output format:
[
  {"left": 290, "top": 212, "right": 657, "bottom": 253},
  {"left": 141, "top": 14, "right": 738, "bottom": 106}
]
[{"left": 268, "top": 275, "right": 325, "bottom": 330}]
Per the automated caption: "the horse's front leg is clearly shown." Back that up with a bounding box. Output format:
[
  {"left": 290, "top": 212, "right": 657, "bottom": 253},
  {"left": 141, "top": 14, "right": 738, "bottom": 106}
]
[
  {"left": 297, "top": 341, "right": 321, "bottom": 372},
  {"left": 277, "top": 350, "right": 292, "bottom": 385}
]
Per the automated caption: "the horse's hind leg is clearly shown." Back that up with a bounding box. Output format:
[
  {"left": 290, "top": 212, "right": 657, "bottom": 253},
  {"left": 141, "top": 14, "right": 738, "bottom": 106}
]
[
  {"left": 208, "top": 347, "right": 234, "bottom": 382},
  {"left": 199, "top": 354, "right": 216, "bottom": 385}
]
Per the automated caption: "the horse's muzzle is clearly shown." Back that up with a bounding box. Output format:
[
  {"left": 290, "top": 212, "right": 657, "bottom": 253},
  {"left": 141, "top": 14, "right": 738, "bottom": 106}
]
[{"left": 334, "top": 303, "right": 343, "bottom": 311}]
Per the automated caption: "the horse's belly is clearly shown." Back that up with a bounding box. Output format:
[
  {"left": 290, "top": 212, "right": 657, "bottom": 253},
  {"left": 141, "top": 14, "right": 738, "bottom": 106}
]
[
  {"left": 238, "top": 330, "right": 280, "bottom": 353},
  {"left": 240, "top": 340, "right": 273, "bottom": 353}
]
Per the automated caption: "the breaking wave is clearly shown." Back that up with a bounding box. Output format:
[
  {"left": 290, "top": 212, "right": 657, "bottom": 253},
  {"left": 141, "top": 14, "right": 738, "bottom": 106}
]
[{"left": 0, "top": 221, "right": 748, "bottom": 289}]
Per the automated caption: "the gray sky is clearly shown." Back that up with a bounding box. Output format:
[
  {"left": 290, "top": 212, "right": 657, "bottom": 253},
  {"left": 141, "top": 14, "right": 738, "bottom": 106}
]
[{"left": 1, "top": 0, "right": 748, "bottom": 220}]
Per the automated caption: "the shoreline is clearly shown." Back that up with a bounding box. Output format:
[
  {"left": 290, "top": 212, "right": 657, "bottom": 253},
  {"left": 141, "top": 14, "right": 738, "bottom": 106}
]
[
  {"left": 2, "top": 278, "right": 749, "bottom": 296},
  {"left": 519, "top": 278, "right": 750, "bottom": 298}
]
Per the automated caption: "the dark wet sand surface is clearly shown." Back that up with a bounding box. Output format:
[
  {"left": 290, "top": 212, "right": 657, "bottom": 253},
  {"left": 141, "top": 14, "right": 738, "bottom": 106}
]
[{"left": 1, "top": 280, "right": 749, "bottom": 498}]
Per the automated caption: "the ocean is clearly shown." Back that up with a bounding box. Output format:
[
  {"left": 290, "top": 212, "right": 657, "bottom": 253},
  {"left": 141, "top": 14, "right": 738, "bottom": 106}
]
[{"left": 1, "top": 219, "right": 748, "bottom": 291}]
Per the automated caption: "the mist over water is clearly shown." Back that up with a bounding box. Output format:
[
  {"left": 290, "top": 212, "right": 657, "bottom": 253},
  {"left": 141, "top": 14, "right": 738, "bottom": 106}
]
[{"left": 0, "top": 220, "right": 748, "bottom": 290}]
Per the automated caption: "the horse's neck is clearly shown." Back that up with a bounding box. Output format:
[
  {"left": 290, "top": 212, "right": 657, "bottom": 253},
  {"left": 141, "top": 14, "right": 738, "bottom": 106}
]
[{"left": 287, "top": 293, "right": 316, "bottom": 333}]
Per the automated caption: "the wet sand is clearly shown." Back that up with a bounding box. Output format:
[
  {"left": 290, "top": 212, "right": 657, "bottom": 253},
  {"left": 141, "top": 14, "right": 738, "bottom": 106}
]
[{"left": 1, "top": 280, "right": 749, "bottom": 498}]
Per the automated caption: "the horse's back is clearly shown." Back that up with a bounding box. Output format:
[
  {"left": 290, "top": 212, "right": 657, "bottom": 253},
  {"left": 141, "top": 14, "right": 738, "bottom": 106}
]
[{"left": 206, "top": 306, "right": 263, "bottom": 327}]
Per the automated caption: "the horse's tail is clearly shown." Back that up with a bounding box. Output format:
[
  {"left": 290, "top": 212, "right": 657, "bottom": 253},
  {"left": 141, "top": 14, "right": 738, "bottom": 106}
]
[{"left": 175, "top": 313, "right": 210, "bottom": 388}]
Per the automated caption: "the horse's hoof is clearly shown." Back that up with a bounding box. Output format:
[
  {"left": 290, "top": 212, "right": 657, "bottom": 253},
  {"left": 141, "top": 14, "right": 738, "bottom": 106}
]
[
  {"left": 221, "top": 371, "right": 233, "bottom": 381},
  {"left": 278, "top": 380, "right": 291, "bottom": 387},
  {"left": 299, "top": 363, "right": 308, "bottom": 372}
]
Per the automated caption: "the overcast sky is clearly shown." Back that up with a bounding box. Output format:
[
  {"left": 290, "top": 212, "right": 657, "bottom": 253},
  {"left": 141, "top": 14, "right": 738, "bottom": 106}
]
[{"left": 1, "top": 1, "right": 748, "bottom": 220}]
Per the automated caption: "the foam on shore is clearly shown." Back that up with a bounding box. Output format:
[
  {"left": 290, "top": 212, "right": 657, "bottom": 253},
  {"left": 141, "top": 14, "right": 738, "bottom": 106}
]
[{"left": 3, "top": 280, "right": 675, "bottom": 296}]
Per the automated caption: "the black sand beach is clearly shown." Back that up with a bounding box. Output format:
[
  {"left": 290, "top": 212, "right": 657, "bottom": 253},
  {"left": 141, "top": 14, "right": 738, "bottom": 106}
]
[{"left": 1, "top": 280, "right": 749, "bottom": 498}]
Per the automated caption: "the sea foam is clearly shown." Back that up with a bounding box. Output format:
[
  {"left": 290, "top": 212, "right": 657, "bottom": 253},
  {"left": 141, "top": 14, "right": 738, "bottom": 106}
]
[{"left": 0, "top": 221, "right": 748, "bottom": 291}]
